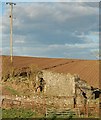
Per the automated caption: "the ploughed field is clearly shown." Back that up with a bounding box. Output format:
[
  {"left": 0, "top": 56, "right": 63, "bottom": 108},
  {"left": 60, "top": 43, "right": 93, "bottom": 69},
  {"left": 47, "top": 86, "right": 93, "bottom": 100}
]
[{"left": 1, "top": 56, "right": 99, "bottom": 88}]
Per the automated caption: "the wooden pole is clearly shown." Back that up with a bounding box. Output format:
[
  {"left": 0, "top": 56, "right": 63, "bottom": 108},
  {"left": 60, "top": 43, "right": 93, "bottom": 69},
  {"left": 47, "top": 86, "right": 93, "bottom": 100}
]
[
  {"left": 10, "top": 4, "right": 13, "bottom": 64},
  {"left": 6, "top": 2, "right": 16, "bottom": 64},
  {"left": 6, "top": 2, "right": 16, "bottom": 77}
]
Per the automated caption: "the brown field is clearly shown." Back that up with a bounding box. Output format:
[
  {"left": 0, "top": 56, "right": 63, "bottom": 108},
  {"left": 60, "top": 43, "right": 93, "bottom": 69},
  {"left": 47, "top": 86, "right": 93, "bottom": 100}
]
[{"left": 1, "top": 55, "right": 100, "bottom": 88}]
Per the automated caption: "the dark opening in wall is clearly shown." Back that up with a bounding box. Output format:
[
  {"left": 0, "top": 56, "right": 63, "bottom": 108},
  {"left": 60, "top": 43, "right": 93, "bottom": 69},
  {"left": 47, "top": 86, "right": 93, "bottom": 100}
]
[{"left": 36, "top": 77, "right": 46, "bottom": 92}]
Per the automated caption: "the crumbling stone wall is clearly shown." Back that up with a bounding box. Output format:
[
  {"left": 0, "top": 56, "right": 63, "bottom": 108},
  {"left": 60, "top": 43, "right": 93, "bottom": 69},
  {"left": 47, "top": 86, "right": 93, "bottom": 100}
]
[
  {"left": 40, "top": 70, "right": 75, "bottom": 97},
  {"left": 36, "top": 70, "right": 99, "bottom": 108}
]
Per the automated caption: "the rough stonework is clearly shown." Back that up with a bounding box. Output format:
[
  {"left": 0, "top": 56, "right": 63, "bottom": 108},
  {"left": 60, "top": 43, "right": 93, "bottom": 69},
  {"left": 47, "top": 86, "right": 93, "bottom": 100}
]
[
  {"left": 35, "top": 70, "right": 99, "bottom": 112},
  {"left": 42, "top": 70, "right": 75, "bottom": 97},
  {"left": 2, "top": 68, "right": 100, "bottom": 117}
]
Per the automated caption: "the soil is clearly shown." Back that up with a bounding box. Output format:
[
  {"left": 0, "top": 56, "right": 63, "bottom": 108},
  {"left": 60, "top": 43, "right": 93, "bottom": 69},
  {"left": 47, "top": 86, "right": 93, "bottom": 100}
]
[{"left": 1, "top": 56, "right": 99, "bottom": 88}]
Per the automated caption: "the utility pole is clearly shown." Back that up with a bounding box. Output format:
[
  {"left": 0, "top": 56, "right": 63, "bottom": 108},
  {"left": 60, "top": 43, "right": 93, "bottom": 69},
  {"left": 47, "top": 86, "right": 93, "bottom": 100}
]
[{"left": 6, "top": 2, "right": 16, "bottom": 64}]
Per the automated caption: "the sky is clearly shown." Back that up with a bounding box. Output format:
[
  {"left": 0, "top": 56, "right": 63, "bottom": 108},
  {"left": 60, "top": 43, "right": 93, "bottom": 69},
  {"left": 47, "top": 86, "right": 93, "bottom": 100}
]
[{"left": 1, "top": 0, "right": 100, "bottom": 59}]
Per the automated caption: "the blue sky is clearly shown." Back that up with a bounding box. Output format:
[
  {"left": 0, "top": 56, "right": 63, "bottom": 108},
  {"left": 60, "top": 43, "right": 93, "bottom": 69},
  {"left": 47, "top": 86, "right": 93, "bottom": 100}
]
[{"left": 1, "top": 1, "right": 100, "bottom": 59}]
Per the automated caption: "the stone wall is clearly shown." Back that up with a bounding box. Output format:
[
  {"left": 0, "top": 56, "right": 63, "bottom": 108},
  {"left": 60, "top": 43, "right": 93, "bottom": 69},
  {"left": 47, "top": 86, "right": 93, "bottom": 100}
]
[
  {"left": 41, "top": 70, "right": 75, "bottom": 97},
  {"left": 36, "top": 70, "right": 99, "bottom": 107}
]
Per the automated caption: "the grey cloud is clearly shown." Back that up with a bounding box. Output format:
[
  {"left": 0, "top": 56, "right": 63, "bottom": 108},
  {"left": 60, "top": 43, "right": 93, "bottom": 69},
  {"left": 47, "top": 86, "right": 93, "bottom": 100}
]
[
  {"left": 2, "top": 2, "right": 99, "bottom": 59},
  {"left": 12, "top": 43, "right": 97, "bottom": 59},
  {"left": 77, "top": 2, "right": 99, "bottom": 8}
]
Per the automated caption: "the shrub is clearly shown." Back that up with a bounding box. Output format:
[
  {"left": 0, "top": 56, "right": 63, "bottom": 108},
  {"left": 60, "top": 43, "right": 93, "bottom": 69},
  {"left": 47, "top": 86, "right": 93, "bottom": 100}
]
[{"left": 28, "top": 64, "right": 41, "bottom": 89}]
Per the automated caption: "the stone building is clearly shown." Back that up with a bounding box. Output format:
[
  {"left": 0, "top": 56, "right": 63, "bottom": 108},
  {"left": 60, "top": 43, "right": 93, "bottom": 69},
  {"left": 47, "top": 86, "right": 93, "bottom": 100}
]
[
  {"left": 42, "top": 70, "right": 75, "bottom": 97},
  {"left": 35, "top": 70, "right": 100, "bottom": 113}
]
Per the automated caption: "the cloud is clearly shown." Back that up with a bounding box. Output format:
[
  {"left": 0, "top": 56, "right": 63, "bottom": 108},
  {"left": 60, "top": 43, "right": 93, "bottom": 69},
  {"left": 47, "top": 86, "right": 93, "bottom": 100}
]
[
  {"left": 2, "top": 2, "right": 99, "bottom": 59},
  {"left": 15, "top": 40, "right": 25, "bottom": 43},
  {"left": 10, "top": 41, "right": 98, "bottom": 59},
  {"left": 48, "top": 42, "right": 98, "bottom": 49}
]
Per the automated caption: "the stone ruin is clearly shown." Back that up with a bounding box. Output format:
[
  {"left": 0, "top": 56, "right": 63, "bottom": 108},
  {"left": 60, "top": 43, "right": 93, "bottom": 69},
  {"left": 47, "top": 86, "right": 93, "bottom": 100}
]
[
  {"left": 35, "top": 70, "right": 100, "bottom": 117},
  {"left": 1, "top": 67, "right": 100, "bottom": 117}
]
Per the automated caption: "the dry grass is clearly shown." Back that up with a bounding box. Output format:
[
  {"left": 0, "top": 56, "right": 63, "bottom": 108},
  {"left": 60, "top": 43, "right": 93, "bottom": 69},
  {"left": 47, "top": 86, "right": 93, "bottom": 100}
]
[{"left": 2, "top": 59, "right": 42, "bottom": 97}]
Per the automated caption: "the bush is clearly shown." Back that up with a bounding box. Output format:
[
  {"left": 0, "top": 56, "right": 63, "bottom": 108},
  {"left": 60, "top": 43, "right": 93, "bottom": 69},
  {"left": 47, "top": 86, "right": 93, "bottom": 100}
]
[
  {"left": 29, "top": 64, "right": 40, "bottom": 80},
  {"left": 28, "top": 64, "right": 41, "bottom": 89}
]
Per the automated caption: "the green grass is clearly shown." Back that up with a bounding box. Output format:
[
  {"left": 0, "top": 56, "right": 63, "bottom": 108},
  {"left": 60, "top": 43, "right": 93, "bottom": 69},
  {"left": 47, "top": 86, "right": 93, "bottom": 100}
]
[
  {"left": 4, "top": 86, "right": 20, "bottom": 96},
  {"left": 2, "top": 108, "right": 35, "bottom": 118}
]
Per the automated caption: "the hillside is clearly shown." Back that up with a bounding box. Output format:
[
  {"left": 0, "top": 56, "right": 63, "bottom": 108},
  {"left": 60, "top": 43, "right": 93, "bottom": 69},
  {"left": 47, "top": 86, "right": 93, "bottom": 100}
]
[{"left": 1, "top": 56, "right": 99, "bottom": 88}]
